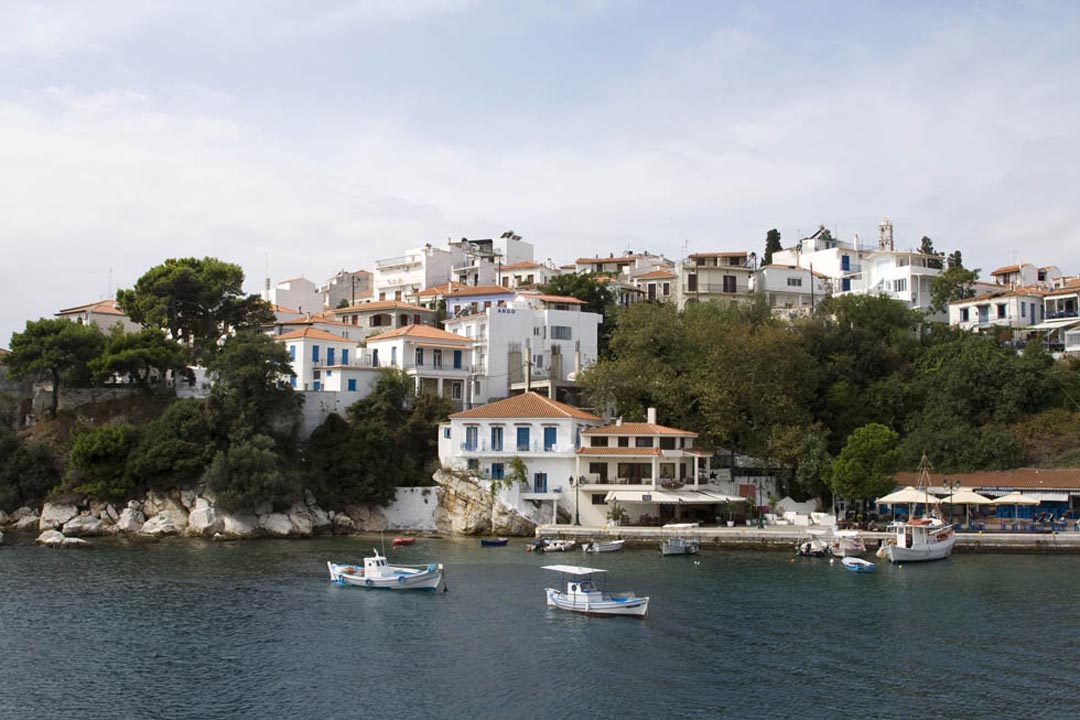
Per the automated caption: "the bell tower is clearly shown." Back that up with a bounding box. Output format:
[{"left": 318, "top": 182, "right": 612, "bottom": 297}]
[{"left": 878, "top": 216, "right": 894, "bottom": 251}]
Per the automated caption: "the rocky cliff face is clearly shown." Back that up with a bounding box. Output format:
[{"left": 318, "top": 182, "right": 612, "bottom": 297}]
[{"left": 432, "top": 470, "right": 536, "bottom": 537}]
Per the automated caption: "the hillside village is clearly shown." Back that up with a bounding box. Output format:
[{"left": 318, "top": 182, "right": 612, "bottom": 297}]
[{"left": 2, "top": 218, "right": 1080, "bottom": 537}]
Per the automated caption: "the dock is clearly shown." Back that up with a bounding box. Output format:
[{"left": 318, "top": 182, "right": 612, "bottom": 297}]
[{"left": 536, "top": 525, "right": 1080, "bottom": 554}]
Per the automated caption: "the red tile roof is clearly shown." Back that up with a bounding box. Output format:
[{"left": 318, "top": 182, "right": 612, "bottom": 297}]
[
  {"left": 412, "top": 282, "right": 469, "bottom": 298},
  {"left": 689, "top": 252, "right": 748, "bottom": 259},
  {"left": 450, "top": 392, "right": 600, "bottom": 420},
  {"left": 445, "top": 284, "right": 516, "bottom": 298},
  {"left": 273, "top": 327, "right": 355, "bottom": 343},
  {"left": 892, "top": 468, "right": 1080, "bottom": 490},
  {"left": 990, "top": 265, "right": 1021, "bottom": 276},
  {"left": 501, "top": 261, "right": 544, "bottom": 271},
  {"left": 366, "top": 325, "right": 472, "bottom": 343},
  {"left": 333, "top": 300, "right": 435, "bottom": 313},
  {"left": 634, "top": 270, "right": 677, "bottom": 280},
  {"left": 56, "top": 300, "right": 127, "bottom": 316},
  {"left": 583, "top": 422, "right": 697, "bottom": 437}
]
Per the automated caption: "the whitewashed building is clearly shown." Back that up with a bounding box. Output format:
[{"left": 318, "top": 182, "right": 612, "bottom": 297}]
[
  {"left": 676, "top": 252, "right": 757, "bottom": 310},
  {"left": 55, "top": 300, "right": 140, "bottom": 334},
  {"left": 750, "top": 264, "right": 829, "bottom": 316},
  {"left": 631, "top": 269, "right": 677, "bottom": 303},
  {"left": 330, "top": 300, "right": 438, "bottom": 340},
  {"left": 364, "top": 325, "right": 473, "bottom": 409},
  {"left": 497, "top": 261, "right": 561, "bottom": 289},
  {"left": 989, "top": 263, "right": 1064, "bottom": 289},
  {"left": 321, "top": 269, "right": 373, "bottom": 309},
  {"left": 263, "top": 277, "right": 322, "bottom": 315},
  {"left": 274, "top": 327, "right": 358, "bottom": 392},
  {"left": 438, "top": 392, "right": 603, "bottom": 524},
  {"left": 949, "top": 288, "right": 1046, "bottom": 336}
]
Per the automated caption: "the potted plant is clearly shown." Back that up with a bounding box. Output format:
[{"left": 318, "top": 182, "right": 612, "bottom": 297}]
[
  {"left": 723, "top": 501, "right": 735, "bottom": 527},
  {"left": 606, "top": 502, "right": 628, "bottom": 527}
]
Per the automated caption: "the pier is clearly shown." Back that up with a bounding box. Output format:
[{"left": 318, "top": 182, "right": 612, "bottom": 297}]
[{"left": 536, "top": 525, "right": 1080, "bottom": 553}]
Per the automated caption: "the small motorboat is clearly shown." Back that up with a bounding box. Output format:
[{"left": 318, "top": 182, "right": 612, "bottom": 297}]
[
  {"left": 582, "top": 539, "right": 624, "bottom": 553},
  {"left": 543, "top": 565, "right": 648, "bottom": 618},
  {"left": 392, "top": 536, "right": 416, "bottom": 547},
  {"left": 794, "top": 535, "right": 829, "bottom": 557},
  {"left": 661, "top": 537, "right": 700, "bottom": 556},
  {"left": 481, "top": 537, "right": 509, "bottom": 547},
  {"left": 526, "top": 539, "right": 548, "bottom": 553},
  {"left": 841, "top": 557, "right": 876, "bottom": 573},
  {"left": 829, "top": 529, "right": 866, "bottom": 557},
  {"left": 545, "top": 539, "right": 576, "bottom": 552},
  {"left": 327, "top": 550, "right": 443, "bottom": 590}
]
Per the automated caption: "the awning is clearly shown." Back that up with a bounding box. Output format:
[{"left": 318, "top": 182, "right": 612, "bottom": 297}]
[
  {"left": 1028, "top": 319, "right": 1080, "bottom": 331},
  {"left": 604, "top": 489, "right": 746, "bottom": 504}
]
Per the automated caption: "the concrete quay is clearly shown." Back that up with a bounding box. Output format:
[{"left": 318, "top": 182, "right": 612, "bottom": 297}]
[{"left": 536, "top": 524, "right": 1080, "bottom": 554}]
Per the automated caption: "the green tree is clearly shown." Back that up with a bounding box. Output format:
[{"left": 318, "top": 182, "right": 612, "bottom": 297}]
[
  {"left": 0, "top": 432, "right": 60, "bottom": 511},
  {"left": 763, "top": 228, "right": 782, "bottom": 266},
  {"left": 116, "top": 257, "right": 274, "bottom": 361},
  {"left": 303, "top": 413, "right": 399, "bottom": 510},
  {"left": 930, "top": 263, "right": 980, "bottom": 313},
  {"left": 792, "top": 426, "right": 833, "bottom": 502},
  {"left": 65, "top": 424, "right": 139, "bottom": 500},
  {"left": 205, "top": 331, "right": 301, "bottom": 447},
  {"left": 89, "top": 327, "right": 187, "bottom": 387},
  {"left": 127, "top": 399, "right": 216, "bottom": 490},
  {"left": 5, "top": 318, "right": 105, "bottom": 416},
  {"left": 918, "top": 236, "right": 944, "bottom": 269},
  {"left": 205, "top": 434, "right": 302, "bottom": 513},
  {"left": 829, "top": 423, "right": 901, "bottom": 503}
]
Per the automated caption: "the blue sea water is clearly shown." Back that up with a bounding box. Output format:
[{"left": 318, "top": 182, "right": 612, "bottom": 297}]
[{"left": 2, "top": 536, "right": 1080, "bottom": 720}]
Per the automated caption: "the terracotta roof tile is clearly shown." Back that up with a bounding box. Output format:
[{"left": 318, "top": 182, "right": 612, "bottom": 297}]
[
  {"left": 273, "top": 327, "right": 355, "bottom": 343},
  {"left": 634, "top": 270, "right": 677, "bottom": 280},
  {"left": 689, "top": 251, "right": 748, "bottom": 259},
  {"left": 892, "top": 468, "right": 1080, "bottom": 490},
  {"left": 501, "top": 261, "right": 544, "bottom": 271},
  {"left": 450, "top": 392, "right": 601, "bottom": 421},
  {"left": 56, "top": 300, "right": 127, "bottom": 316},
  {"left": 412, "top": 282, "right": 469, "bottom": 297},
  {"left": 333, "top": 300, "right": 435, "bottom": 313},
  {"left": 583, "top": 422, "right": 697, "bottom": 437},
  {"left": 445, "top": 284, "right": 516, "bottom": 298},
  {"left": 366, "top": 325, "right": 472, "bottom": 343},
  {"left": 990, "top": 264, "right": 1021, "bottom": 276}
]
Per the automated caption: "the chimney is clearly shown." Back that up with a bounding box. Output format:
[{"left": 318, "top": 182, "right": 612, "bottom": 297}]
[
  {"left": 647, "top": 407, "right": 657, "bottom": 425},
  {"left": 615, "top": 416, "right": 623, "bottom": 426}
]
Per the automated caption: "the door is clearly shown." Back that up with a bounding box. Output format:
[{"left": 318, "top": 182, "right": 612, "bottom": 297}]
[
  {"left": 543, "top": 427, "right": 557, "bottom": 451},
  {"left": 516, "top": 427, "right": 530, "bottom": 451}
]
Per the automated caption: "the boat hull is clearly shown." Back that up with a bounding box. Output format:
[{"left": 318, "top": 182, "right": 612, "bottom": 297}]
[
  {"left": 661, "top": 540, "right": 700, "bottom": 556},
  {"left": 545, "top": 588, "right": 648, "bottom": 617},
  {"left": 481, "top": 538, "right": 509, "bottom": 547},
  {"left": 327, "top": 562, "right": 443, "bottom": 590},
  {"left": 884, "top": 537, "right": 955, "bottom": 563},
  {"left": 583, "top": 540, "right": 624, "bottom": 553},
  {"left": 842, "top": 557, "right": 876, "bottom": 573}
]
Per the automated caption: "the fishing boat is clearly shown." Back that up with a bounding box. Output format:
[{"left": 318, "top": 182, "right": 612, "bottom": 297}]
[
  {"left": 327, "top": 550, "right": 443, "bottom": 590},
  {"left": 829, "top": 529, "right": 866, "bottom": 558},
  {"left": 480, "top": 537, "right": 509, "bottom": 547},
  {"left": 545, "top": 539, "right": 576, "bottom": 552},
  {"left": 794, "top": 530, "right": 829, "bottom": 557},
  {"left": 582, "top": 539, "right": 625, "bottom": 553},
  {"left": 877, "top": 454, "right": 956, "bottom": 564},
  {"left": 392, "top": 536, "right": 416, "bottom": 547},
  {"left": 661, "top": 537, "right": 700, "bottom": 556},
  {"left": 841, "top": 557, "right": 876, "bottom": 573},
  {"left": 542, "top": 565, "right": 649, "bottom": 618},
  {"left": 526, "top": 539, "right": 548, "bottom": 553}
]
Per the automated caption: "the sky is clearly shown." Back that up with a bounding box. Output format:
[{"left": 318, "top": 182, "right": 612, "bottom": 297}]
[{"left": 2, "top": 0, "right": 1079, "bottom": 346}]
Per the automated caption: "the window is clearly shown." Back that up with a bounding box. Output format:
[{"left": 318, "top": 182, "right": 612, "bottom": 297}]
[
  {"left": 347, "top": 379, "right": 357, "bottom": 392},
  {"left": 451, "top": 382, "right": 462, "bottom": 400},
  {"left": 312, "top": 345, "right": 320, "bottom": 363},
  {"left": 551, "top": 326, "right": 572, "bottom": 340},
  {"left": 516, "top": 426, "right": 530, "bottom": 451},
  {"left": 313, "top": 381, "right": 321, "bottom": 391},
  {"left": 327, "top": 347, "right": 335, "bottom": 366},
  {"left": 465, "top": 426, "right": 478, "bottom": 451},
  {"left": 893, "top": 278, "right": 908, "bottom": 293},
  {"left": 687, "top": 274, "right": 698, "bottom": 291},
  {"left": 290, "top": 375, "right": 297, "bottom": 388},
  {"left": 722, "top": 275, "right": 737, "bottom": 293},
  {"left": 491, "top": 463, "right": 505, "bottom": 480},
  {"left": 372, "top": 349, "right": 379, "bottom": 367},
  {"left": 543, "top": 427, "right": 557, "bottom": 451},
  {"left": 288, "top": 345, "right": 296, "bottom": 361},
  {"left": 591, "top": 494, "right": 607, "bottom": 505},
  {"left": 1021, "top": 303, "right": 1026, "bottom": 318},
  {"left": 443, "top": 427, "right": 451, "bottom": 439},
  {"left": 533, "top": 355, "right": 543, "bottom": 369},
  {"left": 342, "top": 349, "right": 349, "bottom": 365},
  {"left": 415, "top": 348, "right": 424, "bottom": 367},
  {"left": 453, "top": 350, "right": 462, "bottom": 369},
  {"left": 591, "top": 436, "right": 608, "bottom": 447},
  {"left": 786, "top": 277, "right": 803, "bottom": 287},
  {"left": 635, "top": 437, "right": 654, "bottom": 447},
  {"left": 491, "top": 426, "right": 503, "bottom": 452},
  {"left": 663, "top": 282, "right": 670, "bottom": 296},
  {"left": 533, "top": 473, "right": 547, "bottom": 493},
  {"left": 659, "top": 437, "right": 676, "bottom": 450},
  {"left": 960, "top": 308, "right": 969, "bottom": 322},
  {"left": 433, "top": 349, "right": 442, "bottom": 368},
  {"left": 390, "top": 347, "right": 397, "bottom": 367},
  {"left": 467, "top": 458, "right": 479, "bottom": 471},
  {"left": 617, "top": 436, "right": 630, "bottom": 447},
  {"left": 997, "top": 304, "right": 1007, "bottom": 319},
  {"left": 589, "top": 462, "right": 608, "bottom": 481}
]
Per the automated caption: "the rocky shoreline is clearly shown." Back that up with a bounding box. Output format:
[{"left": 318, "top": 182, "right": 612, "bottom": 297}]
[{"left": 0, "top": 472, "right": 543, "bottom": 548}]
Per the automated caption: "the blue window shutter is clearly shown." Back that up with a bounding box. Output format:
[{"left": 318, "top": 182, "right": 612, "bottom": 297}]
[
  {"left": 327, "top": 347, "right": 335, "bottom": 366},
  {"left": 517, "top": 427, "right": 530, "bottom": 451},
  {"left": 347, "top": 379, "right": 357, "bottom": 391},
  {"left": 312, "top": 345, "right": 319, "bottom": 362},
  {"left": 290, "top": 375, "right": 297, "bottom": 388},
  {"left": 544, "top": 427, "right": 557, "bottom": 451},
  {"left": 453, "top": 350, "right": 462, "bottom": 369},
  {"left": 342, "top": 349, "right": 349, "bottom": 365},
  {"left": 289, "top": 345, "right": 296, "bottom": 361}
]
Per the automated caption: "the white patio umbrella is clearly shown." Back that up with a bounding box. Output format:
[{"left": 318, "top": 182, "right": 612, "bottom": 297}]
[
  {"left": 939, "top": 488, "right": 993, "bottom": 527},
  {"left": 876, "top": 486, "right": 940, "bottom": 519},
  {"left": 992, "top": 492, "right": 1040, "bottom": 527}
]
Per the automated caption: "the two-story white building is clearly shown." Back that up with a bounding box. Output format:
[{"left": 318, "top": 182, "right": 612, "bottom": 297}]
[
  {"left": 330, "top": 300, "right": 438, "bottom": 340},
  {"left": 439, "top": 392, "right": 603, "bottom": 524},
  {"left": 448, "top": 233, "right": 535, "bottom": 287},
  {"left": 989, "top": 263, "right": 1064, "bottom": 289},
  {"left": 55, "top": 300, "right": 140, "bottom": 334},
  {"left": 274, "top": 327, "right": 358, "bottom": 391},
  {"left": 676, "top": 252, "right": 757, "bottom": 310},
  {"left": 750, "top": 264, "right": 829, "bottom": 316},
  {"left": 263, "top": 277, "right": 323, "bottom": 315},
  {"left": 574, "top": 409, "right": 739, "bottom": 526},
  {"left": 443, "top": 293, "right": 602, "bottom": 407},
  {"left": 373, "top": 243, "right": 458, "bottom": 302},
  {"left": 1033, "top": 277, "right": 1080, "bottom": 355},
  {"left": 364, "top": 325, "right": 473, "bottom": 409},
  {"left": 497, "top": 261, "right": 561, "bottom": 289},
  {"left": 949, "top": 288, "right": 1046, "bottom": 337}
]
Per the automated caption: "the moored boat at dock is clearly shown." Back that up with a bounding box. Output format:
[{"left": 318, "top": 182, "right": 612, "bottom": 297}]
[{"left": 582, "top": 539, "right": 624, "bottom": 553}]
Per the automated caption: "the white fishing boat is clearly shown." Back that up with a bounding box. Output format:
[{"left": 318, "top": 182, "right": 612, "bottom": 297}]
[
  {"left": 795, "top": 529, "right": 829, "bottom": 557},
  {"left": 545, "top": 539, "right": 576, "bottom": 552},
  {"left": 327, "top": 550, "right": 444, "bottom": 590},
  {"left": 582, "top": 539, "right": 625, "bottom": 553},
  {"left": 829, "top": 529, "right": 866, "bottom": 558},
  {"left": 661, "top": 537, "right": 700, "bottom": 556},
  {"left": 841, "top": 557, "right": 876, "bottom": 573},
  {"left": 543, "top": 565, "right": 649, "bottom": 618},
  {"left": 877, "top": 453, "right": 956, "bottom": 564}
]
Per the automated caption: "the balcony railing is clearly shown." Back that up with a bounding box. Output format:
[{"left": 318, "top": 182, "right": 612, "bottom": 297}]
[
  {"left": 682, "top": 283, "right": 742, "bottom": 294},
  {"left": 460, "top": 441, "right": 575, "bottom": 453}
]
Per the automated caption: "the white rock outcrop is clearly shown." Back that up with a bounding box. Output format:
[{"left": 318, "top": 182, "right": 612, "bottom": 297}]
[
  {"left": 62, "top": 537, "right": 91, "bottom": 548},
  {"left": 116, "top": 508, "right": 145, "bottom": 533},
  {"left": 39, "top": 503, "right": 79, "bottom": 531},
  {"left": 139, "top": 514, "right": 181, "bottom": 537},
  {"left": 332, "top": 513, "right": 356, "bottom": 534},
  {"left": 286, "top": 504, "right": 314, "bottom": 537},
  {"left": 36, "top": 529, "right": 66, "bottom": 546},
  {"left": 222, "top": 513, "right": 259, "bottom": 538},
  {"left": 62, "top": 515, "right": 104, "bottom": 537},
  {"left": 259, "top": 513, "right": 294, "bottom": 537},
  {"left": 14, "top": 513, "right": 41, "bottom": 531},
  {"left": 187, "top": 506, "right": 225, "bottom": 537}
]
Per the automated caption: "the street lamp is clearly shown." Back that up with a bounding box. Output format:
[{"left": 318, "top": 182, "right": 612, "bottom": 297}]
[{"left": 569, "top": 475, "right": 582, "bottom": 526}]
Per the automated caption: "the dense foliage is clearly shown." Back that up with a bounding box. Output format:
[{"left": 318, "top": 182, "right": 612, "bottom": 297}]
[{"left": 5, "top": 318, "right": 106, "bottom": 416}]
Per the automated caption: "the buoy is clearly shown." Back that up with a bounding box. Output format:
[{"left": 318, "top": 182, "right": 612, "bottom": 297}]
[{"left": 789, "top": 558, "right": 795, "bottom": 564}]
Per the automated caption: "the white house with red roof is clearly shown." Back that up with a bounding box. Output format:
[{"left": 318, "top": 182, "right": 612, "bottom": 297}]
[
  {"left": 949, "top": 287, "right": 1047, "bottom": 336},
  {"left": 273, "top": 327, "right": 358, "bottom": 392},
  {"left": 330, "top": 300, "right": 437, "bottom": 340},
  {"left": 443, "top": 292, "right": 602, "bottom": 407},
  {"left": 631, "top": 268, "right": 677, "bottom": 302},
  {"left": 55, "top": 300, "right": 139, "bottom": 333},
  {"left": 574, "top": 408, "right": 725, "bottom": 526},
  {"left": 364, "top": 325, "right": 473, "bottom": 408},
  {"left": 443, "top": 284, "right": 518, "bottom": 317},
  {"left": 439, "top": 392, "right": 603, "bottom": 523},
  {"left": 989, "top": 263, "right": 1063, "bottom": 289},
  {"left": 497, "top": 260, "right": 561, "bottom": 289}
]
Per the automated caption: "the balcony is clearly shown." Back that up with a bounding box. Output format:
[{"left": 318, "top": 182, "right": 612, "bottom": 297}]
[
  {"left": 459, "top": 441, "right": 575, "bottom": 454},
  {"left": 682, "top": 283, "right": 743, "bottom": 294},
  {"left": 376, "top": 254, "right": 421, "bottom": 269}
]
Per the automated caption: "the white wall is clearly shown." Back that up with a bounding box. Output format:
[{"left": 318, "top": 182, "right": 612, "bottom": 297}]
[{"left": 381, "top": 487, "right": 441, "bottom": 530}]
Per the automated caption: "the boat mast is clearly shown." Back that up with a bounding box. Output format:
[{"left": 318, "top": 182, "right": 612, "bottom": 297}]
[{"left": 919, "top": 451, "right": 932, "bottom": 518}]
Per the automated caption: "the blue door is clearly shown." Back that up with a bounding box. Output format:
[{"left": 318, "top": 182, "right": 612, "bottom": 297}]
[
  {"left": 327, "top": 347, "right": 335, "bottom": 366},
  {"left": 543, "top": 427, "right": 557, "bottom": 451},
  {"left": 490, "top": 426, "right": 503, "bottom": 451},
  {"left": 453, "top": 350, "right": 462, "bottom": 369},
  {"left": 533, "top": 473, "right": 547, "bottom": 493},
  {"left": 516, "top": 427, "right": 530, "bottom": 451}
]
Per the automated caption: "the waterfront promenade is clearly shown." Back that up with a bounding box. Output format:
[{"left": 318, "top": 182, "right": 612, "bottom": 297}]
[{"left": 537, "top": 523, "right": 1080, "bottom": 553}]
